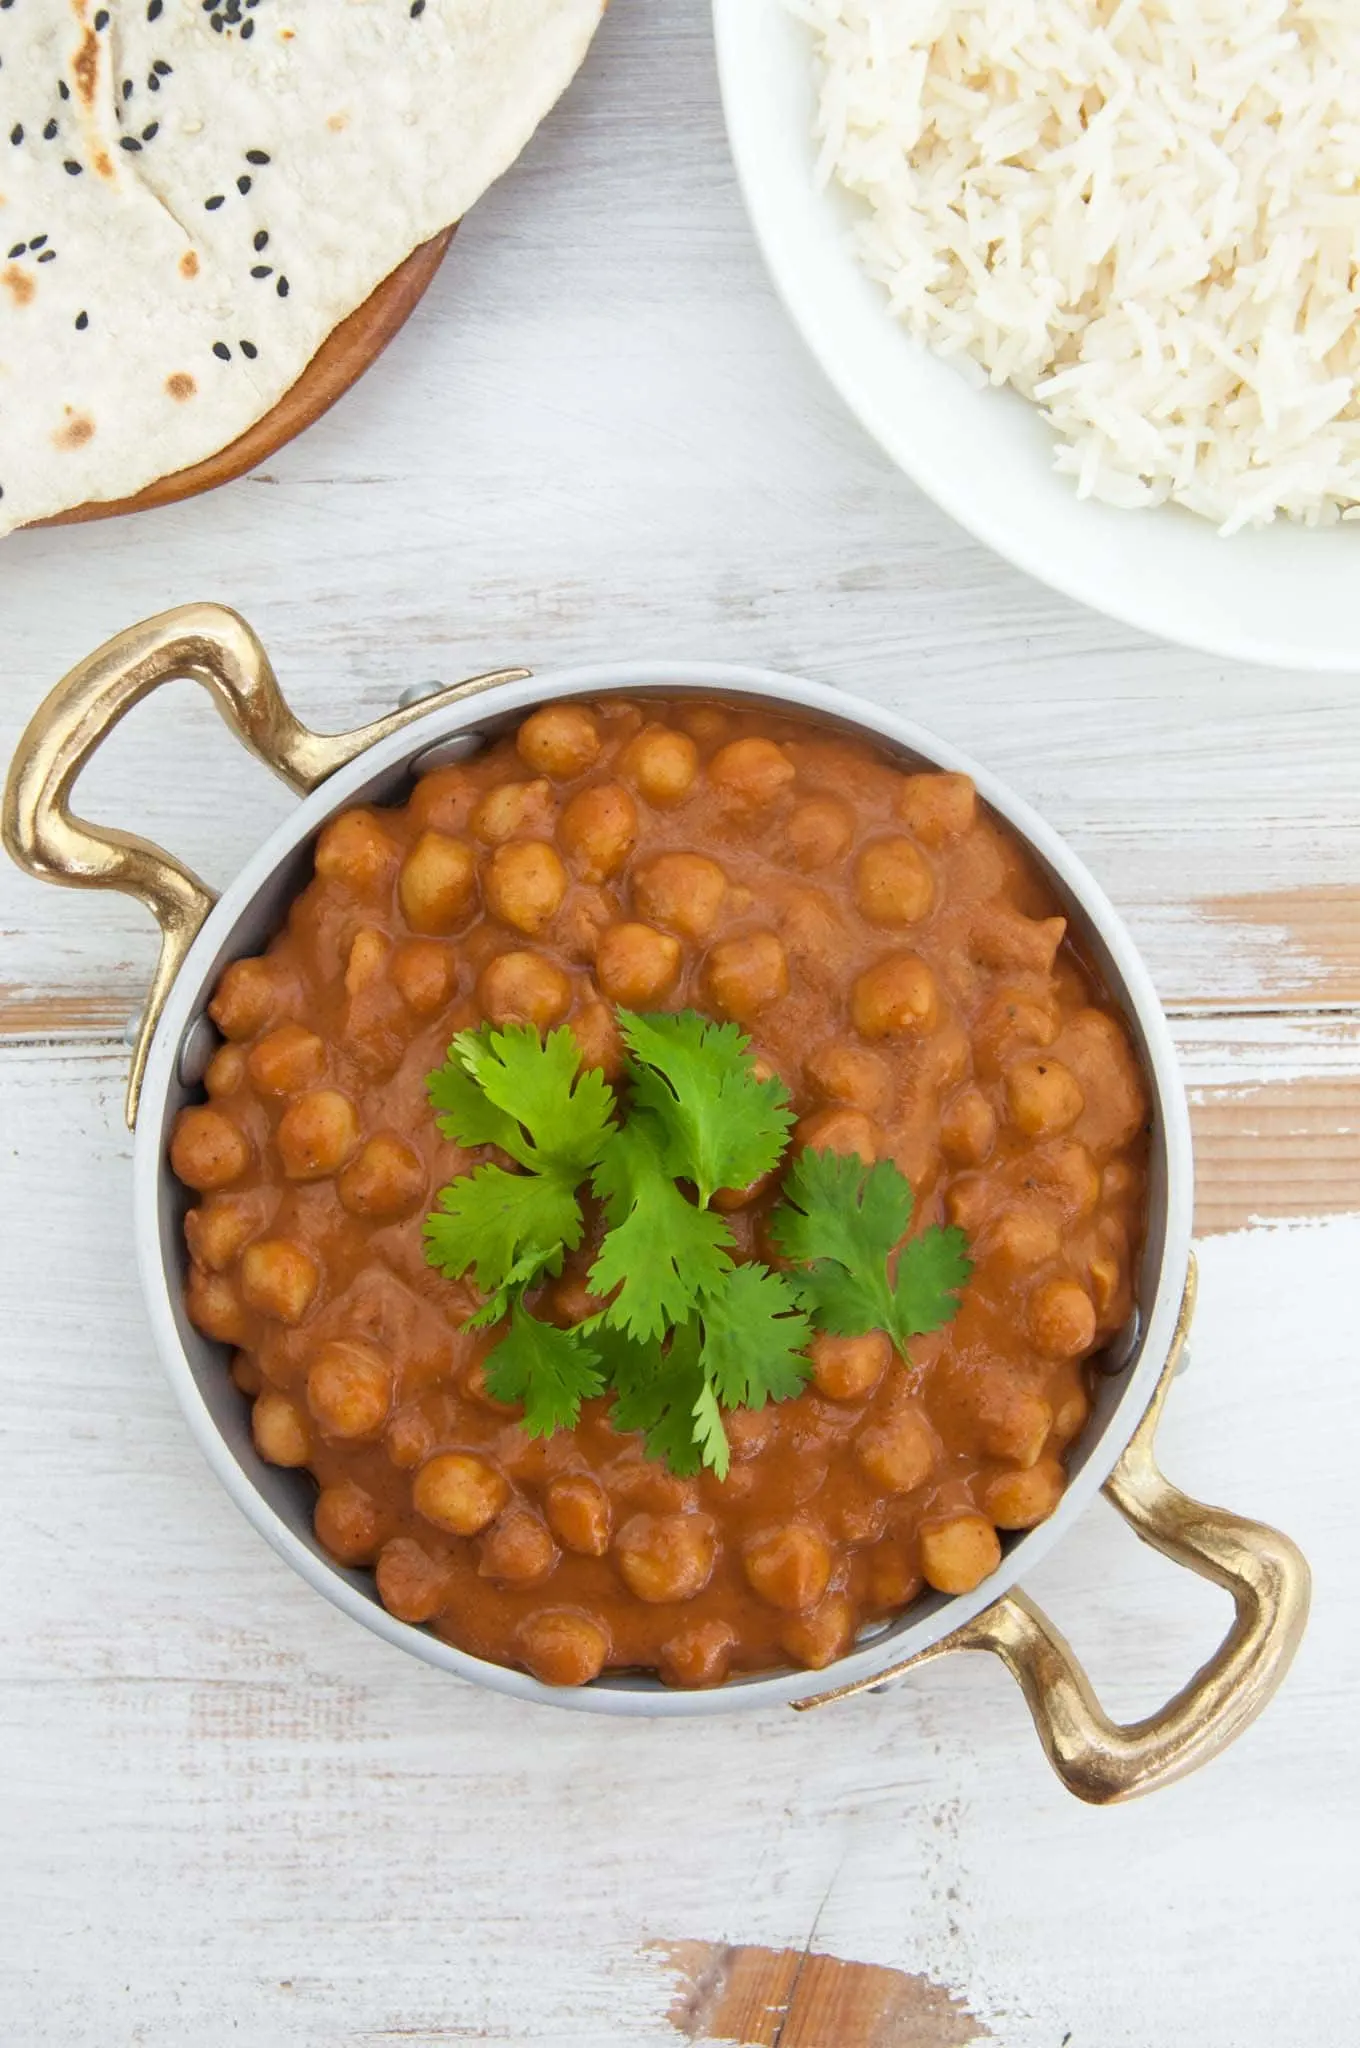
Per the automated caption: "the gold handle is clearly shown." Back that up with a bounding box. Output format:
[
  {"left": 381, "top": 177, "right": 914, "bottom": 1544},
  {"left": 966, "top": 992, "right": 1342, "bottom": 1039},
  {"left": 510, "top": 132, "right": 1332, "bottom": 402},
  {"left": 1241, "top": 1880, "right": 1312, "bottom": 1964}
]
[
  {"left": 1, "top": 603, "right": 528, "bottom": 1129},
  {"left": 794, "top": 1257, "right": 1311, "bottom": 1803}
]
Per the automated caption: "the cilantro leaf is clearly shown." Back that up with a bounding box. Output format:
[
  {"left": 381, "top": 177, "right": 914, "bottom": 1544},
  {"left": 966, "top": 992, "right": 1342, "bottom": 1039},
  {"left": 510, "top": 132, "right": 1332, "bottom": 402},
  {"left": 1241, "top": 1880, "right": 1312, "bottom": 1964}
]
[
  {"left": 691, "top": 1380, "right": 731, "bottom": 1484},
  {"left": 618, "top": 1009, "right": 794, "bottom": 1204},
  {"left": 602, "top": 1319, "right": 709, "bottom": 1477},
  {"left": 770, "top": 1147, "right": 971, "bottom": 1351},
  {"left": 481, "top": 1298, "right": 604, "bottom": 1437},
  {"left": 459, "top": 1023, "right": 615, "bottom": 1176},
  {"left": 590, "top": 1116, "right": 734, "bottom": 1340},
  {"left": 423, "top": 1162, "right": 580, "bottom": 1298},
  {"left": 428, "top": 1053, "right": 525, "bottom": 1158},
  {"left": 698, "top": 1263, "right": 812, "bottom": 1410}
]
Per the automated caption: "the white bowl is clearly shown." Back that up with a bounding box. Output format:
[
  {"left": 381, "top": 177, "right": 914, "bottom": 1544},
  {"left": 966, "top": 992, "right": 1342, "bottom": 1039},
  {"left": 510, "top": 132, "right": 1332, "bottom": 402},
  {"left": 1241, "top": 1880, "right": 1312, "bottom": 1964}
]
[{"left": 712, "top": 0, "right": 1360, "bottom": 671}]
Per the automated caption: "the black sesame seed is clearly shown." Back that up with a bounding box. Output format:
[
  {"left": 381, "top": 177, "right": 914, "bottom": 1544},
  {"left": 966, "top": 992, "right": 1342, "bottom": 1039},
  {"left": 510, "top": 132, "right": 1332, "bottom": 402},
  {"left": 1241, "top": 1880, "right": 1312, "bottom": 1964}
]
[
  {"left": 148, "top": 72, "right": 160, "bottom": 91},
  {"left": 240, "top": 340, "right": 258, "bottom": 359},
  {"left": 250, "top": 265, "right": 272, "bottom": 279},
  {"left": 205, "top": 194, "right": 224, "bottom": 210},
  {"left": 142, "top": 122, "right": 159, "bottom": 141},
  {"left": 63, "top": 159, "right": 82, "bottom": 176},
  {"left": 123, "top": 78, "right": 134, "bottom": 99},
  {"left": 30, "top": 235, "right": 47, "bottom": 250},
  {"left": 213, "top": 341, "right": 231, "bottom": 361},
  {"left": 154, "top": 60, "right": 173, "bottom": 76},
  {"left": 58, "top": 78, "right": 70, "bottom": 101},
  {"left": 236, "top": 174, "right": 251, "bottom": 194},
  {"left": 9, "top": 125, "right": 22, "bottom": 146},
  {"left": 6, "top": 242, "right": 23, "bottom": 259},
  {"left": 0, "top": 487, "right": 5, "bottom": 501},
  {"left": 37, "top": 249, "right": 55, "bottom": 263},
  {"left": 120, "top": 137, "right": 142, "bottom": 151},
  {"left": 253, "top": 229, "right": 269, "bottom": 251},
  {"left": 276, "top": 276, "right": 289, "bottom": 298},
  {"left": 94, "top": 8, "right": 110, "bottom": 28},
  {"left": 411, "top": 0, "right": 426, "bottom": 15},
  {"left": 211, "top": 15, "right": 222, "bottom": 30},
  {"left": 75, "top": 311, "right": 88, "bottom": 330},
  {"left": 148, "top": 0, "right": 163, "bottom": 17},
  {"left": 43, "top": 119, "right": 58, "bottom": 140},
  {"left": 241, "top": 18, "right": 254, "bottom": 37},
  {"left": 245, "top": 149, "right": 270, "bottom": 165}
]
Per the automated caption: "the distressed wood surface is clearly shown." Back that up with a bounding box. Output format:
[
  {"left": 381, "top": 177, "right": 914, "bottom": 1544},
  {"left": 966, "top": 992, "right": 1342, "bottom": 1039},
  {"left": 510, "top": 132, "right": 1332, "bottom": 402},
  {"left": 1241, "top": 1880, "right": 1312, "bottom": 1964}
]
[{"left": 0, "top": 3, "right": 1355, "bottom": 2045}]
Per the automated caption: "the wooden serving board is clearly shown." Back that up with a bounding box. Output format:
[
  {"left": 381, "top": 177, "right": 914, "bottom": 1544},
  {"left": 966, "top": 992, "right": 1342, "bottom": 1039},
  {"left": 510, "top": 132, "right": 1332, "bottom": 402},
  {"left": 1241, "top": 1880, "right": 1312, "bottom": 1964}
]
[{"left": 34, "top": 227, "right": 455, "bottom": 528}]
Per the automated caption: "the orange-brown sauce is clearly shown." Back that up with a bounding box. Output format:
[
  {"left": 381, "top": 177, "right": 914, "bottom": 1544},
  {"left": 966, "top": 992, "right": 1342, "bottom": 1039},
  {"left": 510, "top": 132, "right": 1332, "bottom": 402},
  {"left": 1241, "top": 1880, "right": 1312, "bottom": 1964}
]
[{"left": 170, "top": 697, "right": 1149, "bottom": 1688}]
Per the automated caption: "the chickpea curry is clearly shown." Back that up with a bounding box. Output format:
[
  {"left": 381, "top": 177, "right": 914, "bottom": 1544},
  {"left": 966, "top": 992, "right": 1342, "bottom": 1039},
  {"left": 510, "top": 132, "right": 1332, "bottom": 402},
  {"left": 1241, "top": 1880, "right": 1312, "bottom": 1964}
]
[{"left": 170, "top": 695, "right": 1150, "bottom": 1690}]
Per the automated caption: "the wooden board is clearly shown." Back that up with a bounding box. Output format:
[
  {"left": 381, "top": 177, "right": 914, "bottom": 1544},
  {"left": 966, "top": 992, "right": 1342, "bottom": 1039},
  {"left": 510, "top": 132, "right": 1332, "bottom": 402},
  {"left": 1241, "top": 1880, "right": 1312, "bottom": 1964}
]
[
  {"left": 0, "top": 5, "right": 1355, "bottom": 2043},
  {"left": 32, "top": 229, "right": 455, "bottom": 528}
]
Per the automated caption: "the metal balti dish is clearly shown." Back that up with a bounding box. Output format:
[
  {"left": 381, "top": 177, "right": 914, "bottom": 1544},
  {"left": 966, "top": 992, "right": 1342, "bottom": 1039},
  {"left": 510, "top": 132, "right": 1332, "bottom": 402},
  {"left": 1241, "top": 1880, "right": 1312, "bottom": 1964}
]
[{"left": 2, "top": 605, "right": 1311, "bottom": 1802}]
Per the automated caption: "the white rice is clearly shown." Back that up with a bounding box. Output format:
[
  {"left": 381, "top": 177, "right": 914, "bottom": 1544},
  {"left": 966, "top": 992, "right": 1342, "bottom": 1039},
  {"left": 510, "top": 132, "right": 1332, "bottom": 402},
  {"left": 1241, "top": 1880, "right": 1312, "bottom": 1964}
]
[{"left": 795, "top": 0, "right": 1360, "bottom": 531}]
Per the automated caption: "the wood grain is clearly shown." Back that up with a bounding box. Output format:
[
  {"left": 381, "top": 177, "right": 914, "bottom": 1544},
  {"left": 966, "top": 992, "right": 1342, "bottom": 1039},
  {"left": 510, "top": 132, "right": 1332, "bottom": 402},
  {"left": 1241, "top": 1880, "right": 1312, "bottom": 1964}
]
[
  {"left": 658, "top": 1941, "right": 991, "bottom": 2046},
  {"left": 32, "top": 230, "right": 455, "bottom": 528}
]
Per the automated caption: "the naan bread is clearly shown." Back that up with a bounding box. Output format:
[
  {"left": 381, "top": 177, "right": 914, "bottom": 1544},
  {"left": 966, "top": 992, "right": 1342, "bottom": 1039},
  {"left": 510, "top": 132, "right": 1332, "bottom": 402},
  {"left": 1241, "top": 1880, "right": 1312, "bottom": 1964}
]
[{"left": 0, "top": 0, "right": 604, "bottom": 531}]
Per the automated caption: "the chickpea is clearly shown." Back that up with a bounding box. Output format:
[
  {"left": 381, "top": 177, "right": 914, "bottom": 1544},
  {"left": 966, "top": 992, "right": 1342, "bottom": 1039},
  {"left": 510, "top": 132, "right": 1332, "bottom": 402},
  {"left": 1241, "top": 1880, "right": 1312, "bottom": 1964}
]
[
  {"left": 385, "top": 1402, "right": 440, "bottom": 1470},
  {"left": 239, "top": 1239, "right": 320, "bottom": 1324},
  {"left": 376, "top": 1537, "right": 450, "bottom": 1624},
  {"left": 867, "top": 1545, "right": 922, "bottom": 1612},
  {"left": 344, "top": 927, "right": 389, "bottom": 996},
  {"left": 558, "top": 888, "right": 614, "bottom": 964},
  {"left": 854, "top": 836, "right": 935, "bottom": 927},
  {"left": 659, "top": 1619, "right": 736, "bottom": 1689},
  {"left": 919, "top": 1513, "right": 1002, "bottom": 1595},
  {"left": 895, "top": 771, "right": 976, "bottom": 846},
  {"left": 851, "top": 954, "right": 939, "bottom": 1039},
  {"left": 1034, "top": 1141, "right": 1101, "bottom": 1217},
  {"left": 485, "top": 840, "right": 568, "bottom": 935},
  {"left": 987, "top": 1207, "right": 1062, "bottom": 1272},
  {"left": 550, "top": 1274, "right": 606, "bottom": 1326},
  {"left": 337, "top": 1132, "right": 425, "bottom": 1218},
  {"left": 944, "top": 1177, "right": 991, "bottom": 1235},
  {"left": 804, "top": 1040, "right": 892, "bottom": 1117},
  {"left": 940, "top": 1088, "right": 996, "bottom": 1167},
  {"left": 170, "top": 1105, "right": 250, "bottom": 1191},
  {"left": 307, "top": 1337, "right": 392, "bottom": 1440},
  {"left": 742, "top": 1524, "right": 832, "bottom": 1614},
  {"left": 570, "top": 1000, "right": 622, "bottom": 1079},
  {"left": 810, "top": 1330, "right": 891, "bottom": 1403},
  {"left": 559, "top": 782, "right": 638, "bottom": 881},
  {"left": 979, "top": 1392, "right": 1052, "bottom": 1468},
  {"left": 247, "top": 1023, "right": 327, "bottom": 1097},
  {"left": 1051, "top": 1385, "right": 1090, "bottom": 1445},
  {"left": 783, "top": 795, "right": 853, "bottom": 870},
  {"left": 1006, "top": 1058, "right": 1084, "bottom": 1138},
  {"left": 516, "top": 704, "right": 602, "bottom": 780},
  {"left": 203, "top": 1044, "right": 247, "bottom": 1099},
  {"left": 276, "top": 1089, "right": 361, "bottom": 1181},
  {"left": 984, "top": 1458, "right": 1066, "bottom": 1530},
  {"left": 185, "top": 1193, "right": 264, "bottom": 1273},
  {"left": 595, "top": 922, "right": 682, "bottom": 1007},
  {"left": 545, "top": 1474, "right": 612, "bottom": 1557},
  {"left": 230, "top": 1352, "right": 263, "bottom": 1396},
  {"left": 414, "top": 1451, "right": 509, "bottom": 1535},
  {"left": 706, "top": 931, "right": 788, "bottom": 1021},
  {"left": 1030, "top": 1278, "right": 1097, "bottom": 1359},
  {"left": 251, "top": 1389, "right": 310, "bottom": 1467},
  {"left": 409, "top": 763, "right": 476, "bottom": 835},
  {"left": 1089, "top": 1255, "right": 1122, "bottom": 1318},
  {"left": 621, "top": 724, "right": 699, "bottom": 806},
  {"left": 724, "top": 1406, "right": 774, "bottom": 1463},
  {"left": 974, "top": 991, "right": 1061, "bottom": 1073},
  {"left": 615, "top": 1512, "right": 717, "bottom": 1604},
  {"left": 680, "top": 704, "right": 730, "bottom": 745},
  {"left": 185, "top": 1267, "right": 249, "bottom": 1345},
  {"left": 795, "top": 1106, "right": 878, "bottom": 1163},
  {"left": 313, "top": 809, "right": 399, "bottom": 895},
  {"left": 315, "top": 1480, "right": 383, "bottom": 1566},
  {"left": 478, "top": 951, "right": 572, "bottom": 1031},
  {"left": 856, "top": 1408, "right": 936, "bottom": 1493},
  {"left": 972, "top": 908, "right": 1067, "bottom": 975},
  {"left": 478, "top": 1506, "right": 559, "bottom": 1584},
  {"left": 391, "top": 938, "right": 458, "bottom": 1017},
  {"left": 515, "top": 1608, "right": 611, "bottom": 1686},
  {"left": 782, "top": 1594, "right": 856, "bottom": 1672},
  {"left": 207, "top": 956, "right": 278, "bottom": 1041},
  {"left": 1102, "top": 1159, "right": 1140, "bottom": 1205},
  {"left": 633, "top": 852, "right": 727, "bottom": 940},
  {"left": 708, "top": 736, "right": 796, "bottom": 808},
  {"left": 398, "top": 831, "right": 478, "bottom": 934},
  {"left": 470, "top": 777, "right": 555, "bottom": 845}
]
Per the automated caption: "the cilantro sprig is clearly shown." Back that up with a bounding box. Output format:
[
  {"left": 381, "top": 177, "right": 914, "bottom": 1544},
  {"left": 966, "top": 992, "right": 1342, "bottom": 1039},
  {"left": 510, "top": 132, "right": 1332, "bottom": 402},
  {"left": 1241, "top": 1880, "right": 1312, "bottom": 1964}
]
[{"left": 423, "top": 1009, "right": 971, "bottom": 1477}]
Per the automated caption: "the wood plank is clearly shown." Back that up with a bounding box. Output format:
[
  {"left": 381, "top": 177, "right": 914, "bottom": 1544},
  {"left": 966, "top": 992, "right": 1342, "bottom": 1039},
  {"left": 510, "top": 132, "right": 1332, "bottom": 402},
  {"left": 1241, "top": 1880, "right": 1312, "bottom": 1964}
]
[{"left": 656, "top": 1941, "right": 990, "bottom": 2046}]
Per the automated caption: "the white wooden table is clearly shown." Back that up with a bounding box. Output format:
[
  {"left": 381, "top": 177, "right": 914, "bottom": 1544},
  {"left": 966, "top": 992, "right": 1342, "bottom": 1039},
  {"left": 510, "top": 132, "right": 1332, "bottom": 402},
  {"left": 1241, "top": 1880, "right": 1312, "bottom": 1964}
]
[{"left": 2, "top": 6, "right": 1355, "bottom": 2043}]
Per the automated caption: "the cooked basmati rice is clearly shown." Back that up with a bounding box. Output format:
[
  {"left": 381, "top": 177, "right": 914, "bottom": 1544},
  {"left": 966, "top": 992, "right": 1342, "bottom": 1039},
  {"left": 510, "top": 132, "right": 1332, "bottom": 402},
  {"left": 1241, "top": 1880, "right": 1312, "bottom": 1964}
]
[{"left": 795, "top": 0, "right": 1360, "bottom": 531}]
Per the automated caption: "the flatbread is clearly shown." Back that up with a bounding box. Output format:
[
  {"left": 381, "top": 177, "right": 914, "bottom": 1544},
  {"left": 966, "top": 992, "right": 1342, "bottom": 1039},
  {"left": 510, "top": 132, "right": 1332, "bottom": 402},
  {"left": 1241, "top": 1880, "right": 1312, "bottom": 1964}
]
[{"left": 0, "top": 0, "right": 604, "bottom": 532}]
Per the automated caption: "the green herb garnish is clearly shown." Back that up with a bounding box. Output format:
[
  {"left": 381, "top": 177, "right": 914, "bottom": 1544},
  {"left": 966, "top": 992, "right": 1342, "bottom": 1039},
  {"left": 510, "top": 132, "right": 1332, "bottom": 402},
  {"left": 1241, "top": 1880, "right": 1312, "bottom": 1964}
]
[{"left": 423, "top": 1010, "right": 970, "bottom": 1476}]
